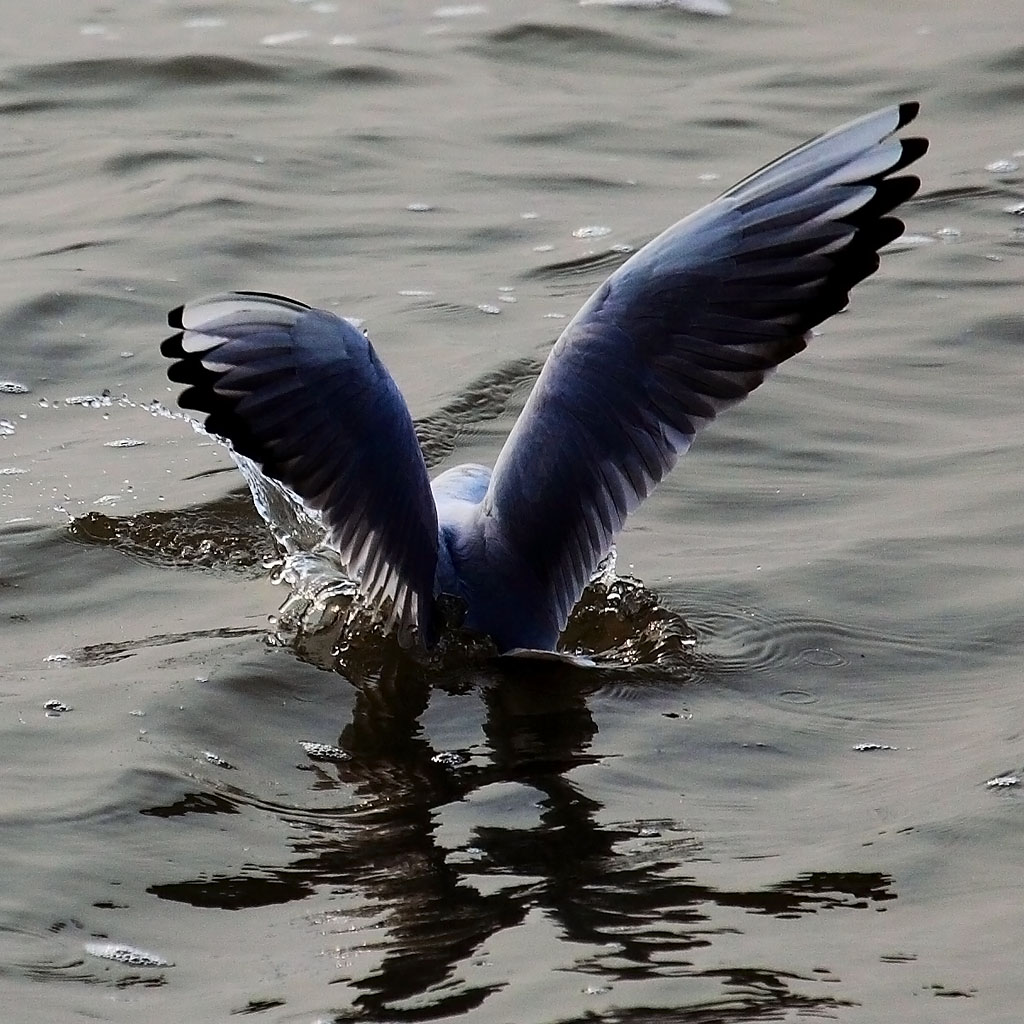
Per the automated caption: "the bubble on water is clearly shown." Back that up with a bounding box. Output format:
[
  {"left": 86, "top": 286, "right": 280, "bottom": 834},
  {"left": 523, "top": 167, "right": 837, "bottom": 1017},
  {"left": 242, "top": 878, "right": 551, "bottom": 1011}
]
[
  {"left": 406, "top": 201, "right": 433, "bottom": 212},
  {"left": 203, "top": 751, "right": 235, "bottom": 769},
  {"left": 533, "top": 244, "right": 554, "bottom": 252},
  {"left": 0, "top": 381, "right": 29, "bottom": 394},
  {"left": 520, "top": 211, "right": 539, "bottom": 220},
  {"left": 65, "top": 392, "right": 113, "bottom": 409},
  {"left": 93, "top": 495, "right": 122, "bottom": 506},
  {"left": 85, "top": 942, "right": 173, "bottom": 968},
  {"left": 799, "top": 647, "right": 847, "bottom": 668},
  {"left": 497, "top": 294, "right": 517, "bottom": 303},
  {"left": 1003, "top": 202, "right": 1024, "bottom": 215},
  {"left": 0, "top": 466, "right": 27, "bottom": 475},
  {"left": 44, "top": 653, "right": 70, "bottom": 663},
  {"left": 103, "top": 438, "right": 147, "bottom": 448},
  {"left": 431, "top": 750, "right": 469, "bottom": 767},
  {"left": 299, "top": 740, "right": 350, "bottom": 763},
  {"left": 398, "top": 289, "right": 435, "bottom": 297},
  {"left": 934, "top": 226, "right": 961, "bottom": 240},
  {"left": 985, "top": 159, "right": 1019, "bottom": 175},
  {"left": 610, "top": 243, "right": 634, "bottom": 254},
  {"left": 330, "top": 34, "right": 357, "bottom": 45},
  {"left": 573, "top": 225, "right": 612, "bottom": 239},
  {"left": 477, "top": 303, "right": 502, "bottom": 315},
  {"left": 853, "top": 742, "right": 897, "bottom": 752},
  {"left": 698, "top": 172, "right": 720, "bottom": 182},
  {"left": 985, "top": 774, "right": 1020, "bottom": 789},
  {"left": 44, "top": 699, "right": 71, "bottom": 714},
  {"left": 0, "top": 419, "right": 15, "bottom": 436}
]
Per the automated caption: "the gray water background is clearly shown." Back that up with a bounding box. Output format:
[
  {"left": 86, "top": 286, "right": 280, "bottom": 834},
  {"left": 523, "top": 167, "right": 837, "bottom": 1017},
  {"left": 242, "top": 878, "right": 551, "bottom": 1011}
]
[{"left": 2, "top": 1, "right": 1023, "bottom": 1021}]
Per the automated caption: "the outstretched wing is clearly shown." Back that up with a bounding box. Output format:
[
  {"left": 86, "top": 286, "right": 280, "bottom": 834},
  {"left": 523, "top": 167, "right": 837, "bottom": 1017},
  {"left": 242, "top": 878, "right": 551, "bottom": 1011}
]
[
  {"left": 482, "top": 103, "right": 927, "bottom": 646},
  {"left": 161, "top": 291, "right": 439, "bottom": 642}
]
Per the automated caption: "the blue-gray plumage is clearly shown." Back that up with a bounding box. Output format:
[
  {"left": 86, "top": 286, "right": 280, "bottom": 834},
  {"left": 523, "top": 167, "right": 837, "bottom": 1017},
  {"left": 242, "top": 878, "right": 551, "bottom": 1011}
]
[{"left": 162, "top": 103, "right": 927, "bottom": 653}]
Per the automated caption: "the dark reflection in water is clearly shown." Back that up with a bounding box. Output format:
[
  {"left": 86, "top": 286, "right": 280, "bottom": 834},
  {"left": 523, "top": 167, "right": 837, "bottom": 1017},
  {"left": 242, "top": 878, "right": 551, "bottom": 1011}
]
[{"left": 143, "top": 655, "right": 894, "bottom": 1021}]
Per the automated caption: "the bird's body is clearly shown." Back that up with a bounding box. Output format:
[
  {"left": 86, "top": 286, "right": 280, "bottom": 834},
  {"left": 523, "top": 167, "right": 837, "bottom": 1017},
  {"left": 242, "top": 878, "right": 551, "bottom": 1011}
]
[{"left": 163, "top": 104, "right": 927, "bottom": 654}]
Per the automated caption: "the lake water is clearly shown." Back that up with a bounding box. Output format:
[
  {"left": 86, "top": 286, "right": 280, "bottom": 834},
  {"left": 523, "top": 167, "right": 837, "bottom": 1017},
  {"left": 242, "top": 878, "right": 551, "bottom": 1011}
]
[{"left": 2, "top": 1, "right": 1023, "bottom": 1021}]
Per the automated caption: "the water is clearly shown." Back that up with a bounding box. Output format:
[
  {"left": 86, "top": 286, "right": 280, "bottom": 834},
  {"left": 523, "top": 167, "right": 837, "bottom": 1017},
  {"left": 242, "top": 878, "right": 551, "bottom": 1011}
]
[{"left": 2, "top": 1, "right": 1024, "bottom": 1021}]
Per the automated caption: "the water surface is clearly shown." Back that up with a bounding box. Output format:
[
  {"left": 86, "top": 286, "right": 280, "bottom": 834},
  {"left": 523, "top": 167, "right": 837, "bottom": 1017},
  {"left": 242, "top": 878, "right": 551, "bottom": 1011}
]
[{"left": 2, "top": 1, "right": 1023, "bottom": 1021}]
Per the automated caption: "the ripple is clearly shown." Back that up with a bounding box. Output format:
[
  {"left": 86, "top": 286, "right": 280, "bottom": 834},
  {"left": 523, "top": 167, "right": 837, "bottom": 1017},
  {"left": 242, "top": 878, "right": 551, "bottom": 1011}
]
[{"left": 471, "top": 22, "right": 687, "bottom": 63}]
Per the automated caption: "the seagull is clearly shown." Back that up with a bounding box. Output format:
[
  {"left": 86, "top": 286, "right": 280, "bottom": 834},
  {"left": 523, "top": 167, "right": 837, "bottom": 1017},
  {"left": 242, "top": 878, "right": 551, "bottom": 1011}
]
[{"left": 162, "top": 103, "right": 927, "bottom": 654}]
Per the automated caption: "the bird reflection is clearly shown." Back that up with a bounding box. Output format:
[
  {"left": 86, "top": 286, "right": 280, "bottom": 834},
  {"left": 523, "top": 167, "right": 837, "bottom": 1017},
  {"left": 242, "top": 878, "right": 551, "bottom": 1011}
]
[{"left": 144, "top": 652, "right": 895, "bottom": 1021}]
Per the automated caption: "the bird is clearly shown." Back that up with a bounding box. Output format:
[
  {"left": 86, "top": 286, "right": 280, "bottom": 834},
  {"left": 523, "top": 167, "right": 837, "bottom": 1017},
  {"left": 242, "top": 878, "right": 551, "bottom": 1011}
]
[{"left": 162, "top": 103, "right": 927, "bottom": 655}]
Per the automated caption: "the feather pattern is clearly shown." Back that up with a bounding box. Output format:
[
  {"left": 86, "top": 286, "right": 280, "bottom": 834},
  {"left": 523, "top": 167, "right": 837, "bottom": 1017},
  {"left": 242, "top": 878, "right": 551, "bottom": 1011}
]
[
  {"left": 161, "top": 291, "right": 439, "bottom": 643},
  {"left": 478, "top": 103, "right": 926, "bottom": 650}
]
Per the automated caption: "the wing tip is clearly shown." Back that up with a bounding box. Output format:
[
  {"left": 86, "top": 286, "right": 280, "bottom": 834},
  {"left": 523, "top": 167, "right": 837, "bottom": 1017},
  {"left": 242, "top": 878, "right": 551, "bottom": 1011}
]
[{"left": 897, "top": 100, "right": 920, "bottom": 130}]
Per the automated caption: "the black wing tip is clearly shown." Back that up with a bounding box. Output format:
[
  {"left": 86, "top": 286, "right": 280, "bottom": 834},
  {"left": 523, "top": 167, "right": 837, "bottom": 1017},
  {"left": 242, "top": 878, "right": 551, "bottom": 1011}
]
[
  {"left": 167, "top": 304, "right": 185, "bottom": 329},
  {"left": 160, "top": 330, "right": 185, "bottom": 358},
  {"left": 897, "top": 100, "right": 920, "bottom": 129}
]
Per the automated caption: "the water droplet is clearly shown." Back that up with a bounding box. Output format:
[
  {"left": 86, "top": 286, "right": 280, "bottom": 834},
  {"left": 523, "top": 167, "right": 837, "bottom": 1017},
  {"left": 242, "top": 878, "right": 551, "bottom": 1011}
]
[
  {"left": 573, "top": 225, "right": 612, "bottom": 239},
  {"left": 406, "top": 202, "right": 433, "bottom": 212},
  {"left": 0, "top": 420, "right": 15, "bottom": 436},
  {"left": 854, "top": 742, "right": 897, "bottom": 752},
  {"left": 477, "top": 303, "right": 502, "bottom": 315},
  {"left": 985, "top": 159, "right": 1019, "bottom": 174},
  {"left": 935, "top": 226, "right": 961, "bottom": 240},
  {"left": 44, "top": 699, "right": 71, "bottom": 713},
  {"left": 0, "top": 381, "right": 29, "bottom": 394}
]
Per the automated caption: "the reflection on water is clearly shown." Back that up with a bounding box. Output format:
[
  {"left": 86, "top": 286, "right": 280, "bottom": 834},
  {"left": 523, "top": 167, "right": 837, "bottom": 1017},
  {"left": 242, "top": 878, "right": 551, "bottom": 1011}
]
[{"left": 139, "top": 654, "right": 894, "bottom": 1021}]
